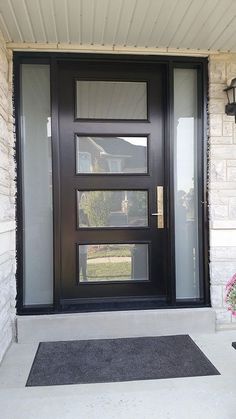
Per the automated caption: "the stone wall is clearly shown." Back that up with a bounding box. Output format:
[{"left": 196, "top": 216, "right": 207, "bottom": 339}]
[
  {"left": 209, "top": 53, "right": 236, "bottom": 329},
  {"left": 0, "top": 31, "right": 16, "bottom": 362}
]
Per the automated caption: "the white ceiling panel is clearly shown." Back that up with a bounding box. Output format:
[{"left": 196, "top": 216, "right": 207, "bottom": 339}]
[
  {"left": 147, "top": 0, "right": 180, "bottom": 47},
  {"left": 53, "top": 0, "right": 70, "bottom": 43},
  {"left": 67, "top": 0, "right": 81, "bottom": 44},
  {"left": 123, "top": 0, "right": 150, "bottom": 47},
  {"left": 1, "top": 0, "right": 236, "bottom": 52},
  {"left": 158, "top": 0, "right": 191, "bottom": 47},
  {"left": 102, "top": 0, "right": 123, "bottom": 46},
  {"left": 168, "top": 0, "right": 206, "bottom": 48},
  {"left": 110, "top": 0, "right": 137, "bottom": 46},
  {"left": 0, "top": 0, "right": 24, "bottom": 41},
  {"left": 212, "top": 16, "right": 236, "bottom": 51},
  {"left": 10, "top": 0, "right": 35, "bottom": 42},
  {"left": 134, "top": 0, "right": 163, "bottom": 47},
  {"left": 177, "top": 0, "right": 215, "bottom": 48},
  {"left": 39, "top": 0, "right": 58, "bottom": 43},
  {"left": 91, "top": 0, "right": 109, "bottom": 45},
  {"left": 24, "top": 0, "right": 47, "bottom": 43},
  {"left": 80, "top": 0, "right": 95, "bottom": 45},
  {"left": 206, "top": 5, "right": 236, "bottom": 50},
  {"left": 189, "top": 0, "right": 232, "bottom": 49}
]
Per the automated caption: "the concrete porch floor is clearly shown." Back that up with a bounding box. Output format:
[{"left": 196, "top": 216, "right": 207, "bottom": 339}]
[{"left": 0, "top": 331, "right": 236, "bottom": 419}]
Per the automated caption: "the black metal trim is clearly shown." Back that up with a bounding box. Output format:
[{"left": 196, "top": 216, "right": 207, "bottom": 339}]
[
  {"left": 19, "top": 299, "right": 210, "bottom": 315},
  {"left": 50, "top": 56, "right": 61, "bottom": 310},
  {"left": 202, "top": 58, "right": 211, "bottom": 306},
  {"left": 13, "top": 51, "right": 207, "bottom": 64},
  {"left": 166, "top": 61, "right": 176, "bottom": 306},
  {"left": 14, "top": 51, "right": 209, "bottom": 315},
  {"left": 14, "top": 54, "right": 23, "bottom": 313}
]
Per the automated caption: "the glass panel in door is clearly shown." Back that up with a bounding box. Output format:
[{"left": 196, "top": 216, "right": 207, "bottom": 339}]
[
  {"left": 78, "top": 244, "right": 149, "bottom": 283},
  {"left": 75, "top": 135, "right": 148, "bottom": 174},
  {"left": 77, "top": 190, "right": 148, "bottom": 228},
  {"left": 76, "top": 81, "right": 147, "bottom": 119}
]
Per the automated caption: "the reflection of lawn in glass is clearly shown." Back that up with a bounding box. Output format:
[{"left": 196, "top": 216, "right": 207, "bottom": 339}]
[
  {"left": 86, "top": 262, "right": 131, "bottom": 281},
  {"left": 87, "top": 246, "right": 131, "bottom": 260}
]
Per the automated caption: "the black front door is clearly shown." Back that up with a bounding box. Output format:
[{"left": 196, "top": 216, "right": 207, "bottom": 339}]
[{"left": 58, "top": 59, "right": 167, "bottom": 309}]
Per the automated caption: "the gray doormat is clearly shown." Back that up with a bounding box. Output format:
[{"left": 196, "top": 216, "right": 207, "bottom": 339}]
[{"left": 26, "top": 335, "right": 220, "bottom": 386}]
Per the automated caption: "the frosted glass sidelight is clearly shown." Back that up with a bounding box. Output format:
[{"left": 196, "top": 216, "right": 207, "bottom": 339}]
[
  {"left": 21, "top": 64, "right": 53, "bottom": 305},
  {"left": 174, "top": 68, "right": 200, "bottom": 300}
]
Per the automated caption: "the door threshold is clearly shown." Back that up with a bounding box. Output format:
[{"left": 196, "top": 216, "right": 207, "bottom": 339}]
[{"left": 60, "top": 296, "right": 167, "bottom": 313}]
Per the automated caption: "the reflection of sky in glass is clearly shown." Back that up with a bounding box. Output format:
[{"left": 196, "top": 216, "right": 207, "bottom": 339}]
[
  {"left": 176, "top": 118, "right": 194, "bottom": 194},
  {"left": 118, "top": 137, "right": 147, "bottom": 146}
]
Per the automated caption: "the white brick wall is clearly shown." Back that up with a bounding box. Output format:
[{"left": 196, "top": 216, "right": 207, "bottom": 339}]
[
  {"left": 0, "top": 31, "right": 16, "bottom": 362},
  {"left": 209, "top": 53, "right": 236, "bottom": 329}
]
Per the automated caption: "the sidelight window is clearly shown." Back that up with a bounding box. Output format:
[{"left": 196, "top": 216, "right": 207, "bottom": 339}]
[
  {"left": 173, "top": 68, "right": 201, "bottom": 300},
  {"left": 20, "top": 64, "right": 53, "bottom": 305}
]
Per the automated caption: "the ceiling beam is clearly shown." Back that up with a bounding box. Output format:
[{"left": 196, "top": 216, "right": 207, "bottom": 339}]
[{"left": 6, "top": 42, "right": 216, "bottom": 56}]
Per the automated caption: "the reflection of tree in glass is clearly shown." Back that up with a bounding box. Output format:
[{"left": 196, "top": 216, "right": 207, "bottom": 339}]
[
  {"left": 185, "top": 188, "right": 195, "bottom": 221},
  {"left": 93, "top": 159, "right": 103, "bottom": 173},
  {"left": 177, "top": 190, "right": 187, "bottom": 222},
  {"left": 80, "top": 191, "right": 113, "bottom": 227},
  {"left": 177, "top": 188, "right": 195, "bottom": 221},
  {"left": 128, "top": 191, "right": 146, "bottom": 218}
]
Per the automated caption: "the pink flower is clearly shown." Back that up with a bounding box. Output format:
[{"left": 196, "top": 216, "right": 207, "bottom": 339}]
[
  {"left": 226, "top": 273, "right": 236, "bottom": 291},
  {"left": 225, "top": 274, "right": 236, "bottom": 314}
]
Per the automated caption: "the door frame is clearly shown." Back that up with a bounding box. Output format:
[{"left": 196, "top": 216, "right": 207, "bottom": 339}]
[
  {"left": 59, "top": 60, "right": 167, "bottom": 309},
  {"left": 13, "top": 52, "right": 209, "bottom": 315}
]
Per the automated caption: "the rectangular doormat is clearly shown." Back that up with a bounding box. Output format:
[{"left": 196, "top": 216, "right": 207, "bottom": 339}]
[{"left": 26, "top": 335, "right": 220, "bottom": 386}]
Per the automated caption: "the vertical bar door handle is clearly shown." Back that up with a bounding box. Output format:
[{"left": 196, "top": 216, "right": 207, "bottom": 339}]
[{"left": 157, "top": 186, "right": 164, "bottom": 229}]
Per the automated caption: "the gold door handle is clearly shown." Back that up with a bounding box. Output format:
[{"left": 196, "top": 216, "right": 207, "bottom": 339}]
[{"left": 155, "top": 186, "right": 164, "bottom": 229}]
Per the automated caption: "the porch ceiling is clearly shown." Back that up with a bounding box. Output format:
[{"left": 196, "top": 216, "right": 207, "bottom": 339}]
[{"left": 0, "top": 0, "right": 236, "bottom": 54}]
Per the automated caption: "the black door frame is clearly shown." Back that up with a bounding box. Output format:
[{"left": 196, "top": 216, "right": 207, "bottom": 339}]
[{"left": 14, "top": 52, "right": 209, "bottom": 315}]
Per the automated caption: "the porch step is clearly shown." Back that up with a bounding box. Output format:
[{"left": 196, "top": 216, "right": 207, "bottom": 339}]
[{"left": 16, "top": 308, "right": 215, "bottom": 343}]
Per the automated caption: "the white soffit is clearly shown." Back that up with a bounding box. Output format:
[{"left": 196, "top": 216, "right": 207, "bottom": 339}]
[{"left": 0, "top": 0, "right": 236, "bottom": 53}]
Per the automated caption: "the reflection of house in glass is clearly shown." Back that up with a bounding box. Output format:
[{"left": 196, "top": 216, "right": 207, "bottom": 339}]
[{"left": 76, "top": 136, "right": 147, "bottom": 174}]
